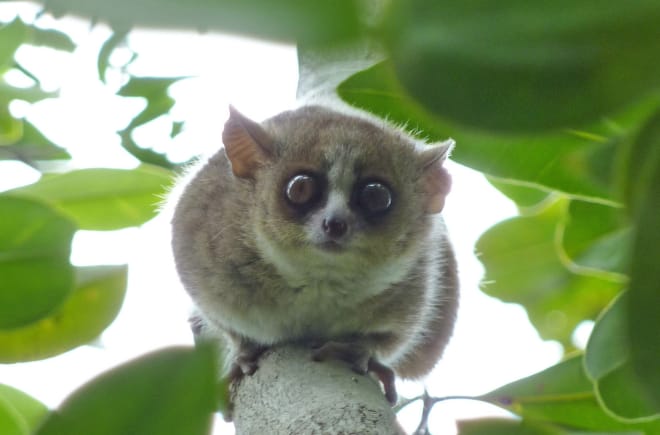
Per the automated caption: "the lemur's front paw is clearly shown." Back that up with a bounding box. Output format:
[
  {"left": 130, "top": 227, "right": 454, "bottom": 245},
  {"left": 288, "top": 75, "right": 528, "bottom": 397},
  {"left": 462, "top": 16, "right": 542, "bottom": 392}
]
[
  {"left": 229, "top": 344, "right": 268, "bottom": 380},
  {"left": 311, "top": 340, "right": 397, "bottom": 405},
  {"left": 223, "top": 344, "right": 268, "bottom": 422}
]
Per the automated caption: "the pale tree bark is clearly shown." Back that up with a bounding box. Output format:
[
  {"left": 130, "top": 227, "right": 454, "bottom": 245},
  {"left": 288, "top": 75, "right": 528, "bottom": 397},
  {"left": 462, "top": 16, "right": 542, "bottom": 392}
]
[{"left": 232, "top": 345, "right": 403, "bottom": 435}]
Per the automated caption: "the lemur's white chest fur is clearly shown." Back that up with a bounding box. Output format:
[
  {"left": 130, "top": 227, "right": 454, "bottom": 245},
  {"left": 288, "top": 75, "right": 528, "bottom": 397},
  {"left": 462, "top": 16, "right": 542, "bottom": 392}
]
[{"left": 233, "top": 228, "right": 417, "bottom": 343}]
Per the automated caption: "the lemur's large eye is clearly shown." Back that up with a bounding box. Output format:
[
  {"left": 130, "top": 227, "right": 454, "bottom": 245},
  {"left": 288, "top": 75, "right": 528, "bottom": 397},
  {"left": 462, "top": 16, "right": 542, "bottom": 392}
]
[
  {"left": 285, "top": 174, "right": 320, "bottom": 206},
  {"left": 357, "top": 182, "right": 392, "bottom": 215}
]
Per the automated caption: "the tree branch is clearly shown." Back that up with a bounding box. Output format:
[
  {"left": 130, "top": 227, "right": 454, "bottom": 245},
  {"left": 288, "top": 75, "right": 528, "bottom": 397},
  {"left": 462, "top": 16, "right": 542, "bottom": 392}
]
[{"left": 231, "top": 345, "right": 403, "bottom": 434}]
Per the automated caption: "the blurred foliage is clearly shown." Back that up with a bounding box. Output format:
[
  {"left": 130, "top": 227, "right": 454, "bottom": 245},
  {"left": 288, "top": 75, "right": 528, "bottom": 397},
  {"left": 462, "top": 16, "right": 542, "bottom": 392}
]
[
  {"left": 0, "top": 18, "right": 70, "bottom": 163},
  {"left": 0, "top": 121, "right": 70, "bottom": 163},
  {"left": 0, "top": 266, "right": 128, "bottom": 363},
  {"left": 35, "top": 346, "right": 217, "bottom": 435},
  {"left": 457, "top": 418, "right": 574, "bottom": 435},
  {"left": 0, "top": 10, "right": 214, "bottom": 433},
  {"left": 1, "top": 0, "right": 658, "bottom": 433},
  {"left": 38, "top": 0, "right": 363, "bottom": 45},
  {"left": 7, "top": 167, "right": 173, "bottom": 230},
  {"left": 475, "top": 199, "right": 623, "bottom": 348},
  {"left": 0, "top": 384, "right": 48, "bottom": 435},
  {"left": 584, "top": 292, "right": 658, "bottom": 421},
  {"left": 338, "top": 61, "right": 660, "bottom": 202},
  {"left": 478, "top": 355, "right": 659, "bottom": 433},
  {"left": 0, "top": 196, "right": 75, "bottom": 330},
  {"left": 382, "top": 1, "right": 660, "bottom": 132},
  {"left": 0, "top": 11, "right": 176, "bottom": 367},
  {"left": 117, "top": 76, "right": 184, "bottom": 169}
]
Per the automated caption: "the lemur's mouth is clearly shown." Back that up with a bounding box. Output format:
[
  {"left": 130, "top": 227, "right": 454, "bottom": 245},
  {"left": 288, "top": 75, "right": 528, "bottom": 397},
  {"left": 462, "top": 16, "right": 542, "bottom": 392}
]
[{"left": 317, "top": 240, "right": 345, "bottom": 252}]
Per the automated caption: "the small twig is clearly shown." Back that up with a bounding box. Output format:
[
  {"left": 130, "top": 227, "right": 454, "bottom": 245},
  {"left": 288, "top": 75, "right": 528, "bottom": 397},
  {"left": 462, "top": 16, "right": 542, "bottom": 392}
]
[
  {"left": 13, "top": 62, "right": 41, "bottom": 86},
  {"left": 395, "top": 391, "right": 479, "bottom": 435},
  {"left": 10, "top": 149, "right": 40, "bottom": 170},
  {"left": 394, "top": 394, "right": 425, "bottom": 413},
  {"left": 413, "top": 390, "right": 434, "bottom": 435}
]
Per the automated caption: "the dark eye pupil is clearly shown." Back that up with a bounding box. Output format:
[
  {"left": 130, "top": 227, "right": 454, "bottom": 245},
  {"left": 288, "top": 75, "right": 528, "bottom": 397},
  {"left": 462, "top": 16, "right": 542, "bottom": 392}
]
[
  {"left": 286, "top": 174, "right": 318, "bottom": 205},
  {"left": 359, "top": 182, "right": 392, "bottom": 214}
]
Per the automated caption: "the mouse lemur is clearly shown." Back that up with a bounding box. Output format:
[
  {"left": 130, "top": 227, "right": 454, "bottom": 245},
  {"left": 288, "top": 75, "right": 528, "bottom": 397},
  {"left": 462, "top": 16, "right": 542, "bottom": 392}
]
[{"left": 171, "top": 105, "right": 458, "bottom": 404}]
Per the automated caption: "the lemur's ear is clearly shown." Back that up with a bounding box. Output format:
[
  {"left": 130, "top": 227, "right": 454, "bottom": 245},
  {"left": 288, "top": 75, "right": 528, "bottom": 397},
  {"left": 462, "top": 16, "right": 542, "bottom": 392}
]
[
  {"left": 223, "top": 105, "right": 275, "bottom": 178},
  {"left": 418, "top": 139, "right": 454, "bottom": 214}
]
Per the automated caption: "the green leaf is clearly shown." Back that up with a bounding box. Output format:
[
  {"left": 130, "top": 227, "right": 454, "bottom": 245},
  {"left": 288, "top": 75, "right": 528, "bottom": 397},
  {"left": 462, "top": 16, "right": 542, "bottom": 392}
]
[
  {"left": 560, "top": 201, "right": 630, "bottom": 277},
  {"left": 0, "top": 265, "right": 128, "bottom": 363},
  {"left": 0, "top": 108, "right": 22, "bottom": 145},
  {"left": 0, "top": 79, "right": 56, "bottom": 106},
  {"left": 190, "top": 336, "right": 230, "bottom": 417},
  {"left": 620, "top": 109, "right": 660, "bottom": 214},
  {"left": 338, "top": 61, "right": 645, "bottom": 203},
  {"left": 457, "top": 418, "right": 567, "bottom": 435},
  {"left": 0, "top": 19, "right": 27, "bottom": 68},
  {"left": 8, "top": 166, "right": 173, "bottom": 230},
  {"left": 35, "top": 346, "right": 217, "bottom": 435},
  {"left": 621, "top": 109, "right": 660, "bottom": 410},
  {"left": 97, "top": 29, "right": 129, "bottom": 82},
  {"left": 170, "top": 121, "right": 184, "bottom": 139},
  {"left": 487, "top": 177, "right": 551, "bottom": 212},
  {"left": 117, "top": 76, "right": 182, "bottom": 169},
  {"left": 585, "top": 292, "right": 659, "bottom": 420},
  {"left": 296, "top": 38, "right": 384, "bottom": 101},
  {"left": 382, "top": 1, "right": 660, "bottom": 132},
  {"left": 0, "top": 17, "right": 74, "bottom": 56},
  {"left": 27, "top": 26, "right": 75, "bottom": 52},
  {"left": 118, "top": 131, "right": 177, "bottom": 170},
  {"left": 0, "top": 196, "right": 75, "bottom": 329},
  {"left": 118, "top": 77, "right": 180, "bottom": 130},
  {"left": 0, "top": 384, "right": 49, "bottom": 434},
  {"left": 0, "top": 399, "right": 25, "bottom": 435},
  {"left": 475, "top": 198, "right": 622, "bottom": 347},
  {"left": 0, "top": 120, "right": 71, "bottom": 162},
  {"left": 0, "top": 18, "right": 71, "bottom": 166},
  {"left": 481, "top": 355, "right": 660, "bottom": 433},
  {"left": 37, "top": 0, "right": 362, "bottom": 45},
  {"left": 12, "top": 62, "right": 41, "bottom": 87}
]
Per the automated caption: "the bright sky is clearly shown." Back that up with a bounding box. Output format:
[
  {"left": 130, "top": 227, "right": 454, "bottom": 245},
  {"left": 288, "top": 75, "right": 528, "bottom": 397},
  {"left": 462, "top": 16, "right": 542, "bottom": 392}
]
[{"left": 0, "top": 4, "right": 578, "bottom": 433}]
